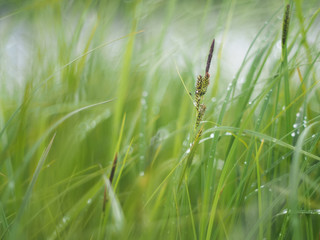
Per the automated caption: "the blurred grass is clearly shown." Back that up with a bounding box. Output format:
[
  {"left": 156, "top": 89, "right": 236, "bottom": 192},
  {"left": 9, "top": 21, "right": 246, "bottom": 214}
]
[{"left": 0, "top": 0, "right": 320, "bottom": 239}]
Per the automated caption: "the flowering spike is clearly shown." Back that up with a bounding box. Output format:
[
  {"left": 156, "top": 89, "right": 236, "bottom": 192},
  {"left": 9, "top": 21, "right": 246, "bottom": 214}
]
[{"left": 206, "top": 39, "right": 215, "bottom": 75}]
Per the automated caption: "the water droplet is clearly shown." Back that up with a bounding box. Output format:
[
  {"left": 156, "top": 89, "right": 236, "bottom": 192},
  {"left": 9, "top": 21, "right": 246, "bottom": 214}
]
[
  {"left": 8, "top": 181, "right": 15, "bottom": 189},
  {"left": 312, "top": 134, "right": 316, "bottom": 138},
  {"left": 210, "top": 133, "right": 214, "bottom": 138},
  {"left": 225, "top": 132, "right": 232, "bottom": 136},
  {"left": 296, "top": 112, "right": 300, "bottom": 117},
  {"left": 291, "top": 132, "right": 296, "bottom": 137},
  {"left": 293, "top": 123, "right": 298, "bottom": 128},
  {"left": 139, "top": 171, "right": 145, "bottom": 176},
  {"left": 142, "top": 91, "right": 148, "bottom": 97},
  {"left": 282, "top": 106, "right": 286, "bottom": 110},
  {"left": 211, "top": 97, "right": 216, "bottom": 102},
  {"left": 141, "top": 98, "right": 146, "bottom": 105},
  {"left": 87, "top": 199, "right": 92, "bottom": 205},
  {"left": 248, "top": 101, "right": 252, "bottom": 105},
  {"left": 62, "top": 216, "right": 70, "bottom": 223}
]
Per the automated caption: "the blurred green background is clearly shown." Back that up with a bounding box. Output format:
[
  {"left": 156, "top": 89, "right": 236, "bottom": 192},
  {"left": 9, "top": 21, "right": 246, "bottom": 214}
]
[{"left": 0, "top": 0, "right": 320, "bottom": 239}]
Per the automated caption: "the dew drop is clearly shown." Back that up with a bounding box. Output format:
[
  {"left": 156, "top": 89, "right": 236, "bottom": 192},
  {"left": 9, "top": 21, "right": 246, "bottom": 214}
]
[
  {"left": 141, "top": 98, "right": 146, "bottom": 105},
  {"left": 62, "top": 216, "right": 70, "bottom": 223},
  {"left": 8, "top": 181, "right": 15, "bottom": 189}
]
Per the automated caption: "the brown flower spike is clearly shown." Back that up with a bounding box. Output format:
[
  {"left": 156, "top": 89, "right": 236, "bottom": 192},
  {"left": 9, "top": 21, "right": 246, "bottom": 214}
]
[{"left": 194, "top": 39, "right": 215, "bottom": 129}]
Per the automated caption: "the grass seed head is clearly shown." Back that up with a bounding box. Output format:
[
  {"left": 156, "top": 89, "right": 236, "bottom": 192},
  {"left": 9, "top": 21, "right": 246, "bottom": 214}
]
[
  {"left": 282, "top": 4, "right": 290, "bottom": 49},
  {"left": 194, "top": 38, "right": 215, "bottom": 130},
  {"left": 206, "top": 39, "right": 215, "bottom": 75}
]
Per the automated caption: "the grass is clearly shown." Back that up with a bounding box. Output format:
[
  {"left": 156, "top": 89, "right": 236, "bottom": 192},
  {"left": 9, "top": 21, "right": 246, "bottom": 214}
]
[{"left": 0, "top": 0, "right": 320, "bottom": 239}]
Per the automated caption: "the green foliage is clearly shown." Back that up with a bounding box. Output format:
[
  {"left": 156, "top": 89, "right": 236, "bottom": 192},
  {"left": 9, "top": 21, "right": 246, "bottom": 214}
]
[{"left": 0, "top": 0, "right": 320, "bottom": 239}]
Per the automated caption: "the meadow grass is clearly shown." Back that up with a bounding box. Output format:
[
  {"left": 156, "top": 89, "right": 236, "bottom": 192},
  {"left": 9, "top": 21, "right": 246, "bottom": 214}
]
[{"left": 0, "top": 0, "right": 320, "bottom": 239}]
